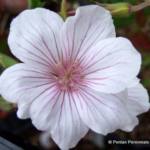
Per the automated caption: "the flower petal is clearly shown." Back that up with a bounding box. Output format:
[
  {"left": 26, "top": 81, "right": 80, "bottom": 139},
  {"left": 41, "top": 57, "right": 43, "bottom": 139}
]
[
  {"left": 0, "top": 63, "right": 54, "bottom": 108},
  {"left": 83, "top": 37, "right": 141, "bottom": 93},
  {"left": 60, "top": 5, "right": 115, "bottom": 60},
  {"left": 17, "top": 102, "right": 30, "bottom": 119},
  {"left": 74, "top": 88, "right": 139, "bottom": 135},
  {"left": 8, "top": 8, "right": 63, "bottom": 68},
  {"left": 30, "top": 92, "right": 89, "bottom": 149},
  {"left": 127, "top": 83, "right": 150, "bottom": 116}
]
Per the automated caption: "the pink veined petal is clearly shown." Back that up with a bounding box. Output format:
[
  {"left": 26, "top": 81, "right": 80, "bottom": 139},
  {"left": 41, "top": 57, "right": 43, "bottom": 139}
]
[
  {"left": 0, "top": 63, "right": 55, "bottom": 108},
  {"left": 30, "top": 91, "right": 89, "bottom": 150},
  {"left": 73, "top": 87, "right": 139, "bottom": 135},
  {"left": 127, "top": 83, "right": 150, "bottom": 116},
  {"left": 29, "top": 85, "right": 61, "bottom": 130},
  {"left": 60, "top": 5, "right": 115, "bottom": 61},
  {"left": 82, "top": 37, "right": 141, "bottom": 93},
  {"left": 8, "top": 8, "right": 63, "bottom": 69}
]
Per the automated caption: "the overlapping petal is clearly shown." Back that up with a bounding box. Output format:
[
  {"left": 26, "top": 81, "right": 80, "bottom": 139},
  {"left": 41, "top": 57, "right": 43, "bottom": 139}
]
[
  {"left": 73, "top": 82, "right": 149, "bottom": 135},
  {"left": 30, "top": 91, "right": 89, "bottom": 149},
  {"left": 0, "top": 64, "right": 89, "bottom": 150},
  {"left": 74, "top": 88, "right": 139, "bottom": 135},
  {"left": 8, "top": 8, "right": 63, "bottom": 68},
  {"left": 82, "top": 37, "right": 141, "bottom": 93},
  {"left": 60, "top": 5, "right": 115, "bottom": 60},
  {"left": 127, "top": 83, "right": 150, "bottom": 116},
  {"left": 0, "top": 63, "right": 55, "bottom": 118}
]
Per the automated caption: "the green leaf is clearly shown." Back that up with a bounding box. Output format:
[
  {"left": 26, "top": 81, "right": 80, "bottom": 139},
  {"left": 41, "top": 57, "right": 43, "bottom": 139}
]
[
  {"left": 0, "top": 53, "right": 17, "bottom": 68},
  {"left": 28, "top": 0, "right": 45, "bottom": 8},
  {"left": 0, "top": 40, "right": 8, "bottom": 54},
  {"left": 0, "top": 97, "right": 13, "bottom": 112},
  {"left": 113, "top": 14, "right": 135, "bottom": 28},
  {"left": 142, "top": 79, "right": 150, "bottom": 88},
  {"left": 142, "top": 54, "right": 150, "bottom": 68}
]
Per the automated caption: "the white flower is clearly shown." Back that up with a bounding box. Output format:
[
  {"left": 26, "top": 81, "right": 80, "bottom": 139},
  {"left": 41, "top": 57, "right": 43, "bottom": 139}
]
[{"left": 0, "top": 5, "right": 149, "bottom": 150}]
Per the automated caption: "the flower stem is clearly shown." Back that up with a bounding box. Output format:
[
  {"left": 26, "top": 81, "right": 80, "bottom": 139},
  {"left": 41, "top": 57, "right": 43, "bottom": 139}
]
[
  {"left": 131, "top": 0, "right": 150, "bottom": 12},
  {"left": 60, "top": 0, "right": 67, "bottom": 20}
]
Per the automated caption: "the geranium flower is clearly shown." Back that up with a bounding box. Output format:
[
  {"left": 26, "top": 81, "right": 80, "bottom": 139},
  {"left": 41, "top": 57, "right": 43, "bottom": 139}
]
[{"left": 0, "top": 5, "right": 149, "bottom": 150}]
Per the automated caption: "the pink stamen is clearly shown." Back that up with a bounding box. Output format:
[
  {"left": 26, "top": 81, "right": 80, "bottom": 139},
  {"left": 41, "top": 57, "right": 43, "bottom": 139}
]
[{"left": 52, "top": 60, "right": 85, "bottom": 92}]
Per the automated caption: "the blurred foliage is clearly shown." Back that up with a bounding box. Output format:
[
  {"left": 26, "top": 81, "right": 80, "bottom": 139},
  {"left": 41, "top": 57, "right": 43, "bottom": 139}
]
[
  {"left": 0, "top": 40, "right": 8, "bottom": 54},
  {"left": 114, "top": 14, "right": 135, "bottom": 28},
  {"left": 96, "top": 0, "right": 150, "bottom": 28},
  {"left": 60, "top": 0, "right": 67, "bottom": 19},
  {"left": 100, "top": 0, "right": 136, "bottom": 4},
  {"left": 0, "top": 53, "right": 17, "bottom": 68},
  {"left": 142, "top": 54, "right": 150, "bottom": 88},
  {"left": 0, "top": 97, "right": 13, "bottom": 112},
  {"left": 28, "top": 0, "right": 45, "bottom": 8},
  {"left": 143, "top": 79, "right": 150, "bottom": 88},
  {"left": 143, "top": 54, "right": 150, "bottom": 68}
]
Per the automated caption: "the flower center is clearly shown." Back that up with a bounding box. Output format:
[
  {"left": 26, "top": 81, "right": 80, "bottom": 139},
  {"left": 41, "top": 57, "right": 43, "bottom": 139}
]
[{"left": 52, "top": 61, "right": 84, "bottom": 91}]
